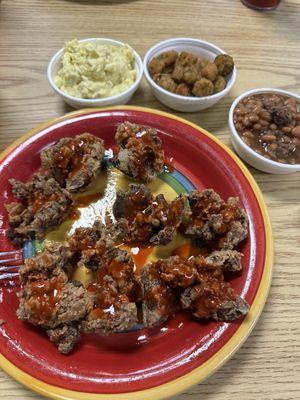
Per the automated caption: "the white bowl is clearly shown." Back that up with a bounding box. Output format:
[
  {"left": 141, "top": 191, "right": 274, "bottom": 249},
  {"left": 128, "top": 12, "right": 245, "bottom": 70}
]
[
  {"left": 47, "top": 38, "right": 143, "bottom": 109},
  {"left": 229, "top": 88, "right": 300, "bottom": 174},
  {"left": 143, "top": 38, "right": 237, "bottom": 112}
]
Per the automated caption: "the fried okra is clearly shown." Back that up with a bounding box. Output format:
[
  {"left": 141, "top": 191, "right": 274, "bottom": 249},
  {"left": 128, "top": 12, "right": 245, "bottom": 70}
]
[
  {"left": 148, "top": 58, "right": 165, "bottom": 75},
  {"left": 214, "top": 76, "right": 227, "bottom": 93},
  {"left": 41, "top": 133, "right": 105, "bottom": 192},
  {"left": 158, "top": 50, "right": 178, "bottom": 66},
  {"left": 148, "top": 51, "right": 178, "bottom": 75},
  {"left": 201, "top": 62, "right": 218, "bottom": 82},
  {"left": 114, "top": 122, "right": 165, "bottom": 183},
  {"left": 148, "top": 50, "right": 234, "bottom": 97},
  {"left": 182, "top": 64, "right": 201, "bottom": 85},
  {"left": 153, "top": 73, "right": 177, "bottom": 93},
  {"left": 176, "top": 51, "right": 198, "bottom": 67},
  {"left": 192, "top": 78, "right": 214, "bottom": 97},
  {"left": 175, "top": 83, "right": 191, "bottom": 96},
  {"left": 214, "top": 54, "right": 234, "bottom": 77}
]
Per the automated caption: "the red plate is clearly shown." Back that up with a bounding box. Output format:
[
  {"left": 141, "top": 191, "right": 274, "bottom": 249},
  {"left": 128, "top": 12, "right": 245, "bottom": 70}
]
[{"left": 0, "top": 107, "right": 273, "bottom": 400}]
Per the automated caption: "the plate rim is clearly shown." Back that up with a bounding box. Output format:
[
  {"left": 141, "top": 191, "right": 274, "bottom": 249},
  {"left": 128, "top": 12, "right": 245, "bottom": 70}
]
[{"left": 0, "top": 105, "right": 274, "bottom": 400}]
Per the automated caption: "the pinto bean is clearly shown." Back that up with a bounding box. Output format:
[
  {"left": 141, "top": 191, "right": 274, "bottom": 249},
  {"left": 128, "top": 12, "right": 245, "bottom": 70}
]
[
  {"left": 259, "top": 110, "right": 271, "bottom": 121},
  {"left": 234, "top": 122, "right": 242, "bottom": 131},
  {"left": 234, "top": 106, "right": 246, "bottom": 116},
  {"left": 243, "top": 130, "right": 255, "bottom": 139},
  {"left": 249, "top": 114, "right": 259, "bottom": 123},
  {"left": 242, "top": 115, "right": 250, "bottom": 127},
  {"left": 260, "top": 120, "right": 269, "bottom": 127},
  {"left": 291, "top": 126, "right": 300, "bottom": 138},
  {"left": 253, "top": 123, "right": 262, "bottom": 131},
  {"left": 241, "top": 137, "right": 252, "bottom": 147},
  {"left": 282, "top": 126, "right": 292, "bottom": 134},
  {"left": 269, "top": 143, "right": 278, "bottom": 151},
  {"left": 261, "top": 134, "right": 276, "bottom": 143}
]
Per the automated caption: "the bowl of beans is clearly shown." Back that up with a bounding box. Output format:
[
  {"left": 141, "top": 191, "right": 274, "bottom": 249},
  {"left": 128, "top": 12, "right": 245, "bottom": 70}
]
[
  {"left": 143, "top": 38, "right": 237, "bottom": 112},
  {"left": 229, "top": 88, "right": 300, "bottom": 174}
]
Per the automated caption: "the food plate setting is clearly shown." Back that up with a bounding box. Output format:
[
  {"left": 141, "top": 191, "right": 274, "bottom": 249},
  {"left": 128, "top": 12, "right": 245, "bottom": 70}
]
[
  {"left": 0, "top": 107, "right": 273, "bottom": 399},
  {"left": 1, "top": 1, "right": 299, "bottom": 400}
]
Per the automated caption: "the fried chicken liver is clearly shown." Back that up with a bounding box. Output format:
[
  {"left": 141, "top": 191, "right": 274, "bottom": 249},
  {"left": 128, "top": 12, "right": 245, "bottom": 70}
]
[
  {"left": 141, "top": 250, "right": 248, "bottom": 327},
  {"left": 112, "top": 184, "right": 185, "bottom": 246},
  {"left": 183, "top": 189, "right": 248, "bottom": 249},
  {"left": 41, "top": 133, "right": 105, "bottom": 192},
  {"left": 6, "top": 172, "right": 74, "bottom": 246},
  {"left": 114, "top": 122, "right": 165, "bottom": 183}
]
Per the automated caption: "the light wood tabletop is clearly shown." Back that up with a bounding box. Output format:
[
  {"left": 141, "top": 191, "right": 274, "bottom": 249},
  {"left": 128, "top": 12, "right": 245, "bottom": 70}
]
[{"left": 0, "top": 0, "right": 300, "bottom": 399}]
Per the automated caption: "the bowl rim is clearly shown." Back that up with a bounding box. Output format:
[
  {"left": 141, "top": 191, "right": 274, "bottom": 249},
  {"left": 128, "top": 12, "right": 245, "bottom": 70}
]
[
  {"left": 143, "top": 37, "right": 237, "bottom": 102},
  {"left": 228, "top": 87, "right": 300, "bottom": 171},
  {"left": 47, "top": 37, "right": 143, "bottom": 103}
]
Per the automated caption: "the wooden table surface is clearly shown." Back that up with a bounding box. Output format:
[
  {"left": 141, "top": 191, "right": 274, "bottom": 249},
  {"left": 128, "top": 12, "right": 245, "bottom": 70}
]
[{"left": 1, "top": 0, "right": 300, "bottom": 399}]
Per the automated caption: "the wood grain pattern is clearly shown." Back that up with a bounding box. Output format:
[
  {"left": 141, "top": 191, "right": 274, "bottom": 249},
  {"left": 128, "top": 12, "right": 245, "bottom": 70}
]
[{"left": 0, "top": 0, "right": 299, "bottom": 399}]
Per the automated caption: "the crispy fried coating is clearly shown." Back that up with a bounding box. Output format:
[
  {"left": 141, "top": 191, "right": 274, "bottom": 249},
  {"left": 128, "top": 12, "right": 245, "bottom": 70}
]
[
  {"left": 141, "top": 250, "right": 247, "bottom": 326},
  {"left": 213, "top": 76, "right": 227, "bottom": 93},
  {"left": 6, "top": 172, "right": 73, "bottom": 245},
  {"left": 192, "top": 78, "right": 214, "bottom": 97},
  {"left": 17, "top": 275, "right": 93, "bottom": 329},
  {"left": 214, "top": 54, "right": 234, "bottom": 77},
  {"left": 68, "top": 220, "right": 111, "bottom": 254},
  {"left": 6, "top": 132, "right": 106, "bottom": 246},
  {"left": 47, "top": 324, "right": 81, "bottom": 354},
  {"left": 175, "top": 83, "right": 191, "bottom": 96},
  {"left": 183, "top": 189, "right": 249, "bottom": 250},
  {"left": 81, "top": 283, "right": 138, "bottom": 334},
  {"left": 114, "top": 122, "right": 165, "bottom": 183},
  {"left": 141, "top": 262, "right": 178, "bottom": 328},
  {"left": 176, "top": 51, "right": 198, "bottom": 67},
  {"left": 112, "top": 184, "right": 186, "bottom": 246},
  {"left": 148, "top": 50, "right": 233, "bottom": 98},
  {"left": 182, "top": 64, "right": 201, "bottom": 85},
  {"left": 16, "top": 221, "right": 142, "bottom": 352},
  {"left": 201, "top": 62, "right": 218, "bottom": 82},
  {"left": 148, "top": 51, "right": 178, "bottom": 75},
  {"left": 181, "top": 280, "right": 249, "bottom": 321},
  {"left": 81, "top": 244, "right": 140, "bottom": 333},
  {"left": 153, "top": 73, "right": 177, "bottom": 93},
  {"left": 41, "top": 133, "right": 105, "bottom": 192},
  {"left": 157, "top": 50, "right": 178, "bottom": 66},
  {"left": 70, "top": 222, "right": 141, "bottom": 333},
  {"left": 19, "top": 243, "right": 73, "bottom": 284},
  {"left": 148, "top": 58, "right": 165, "bottom": 75}
]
